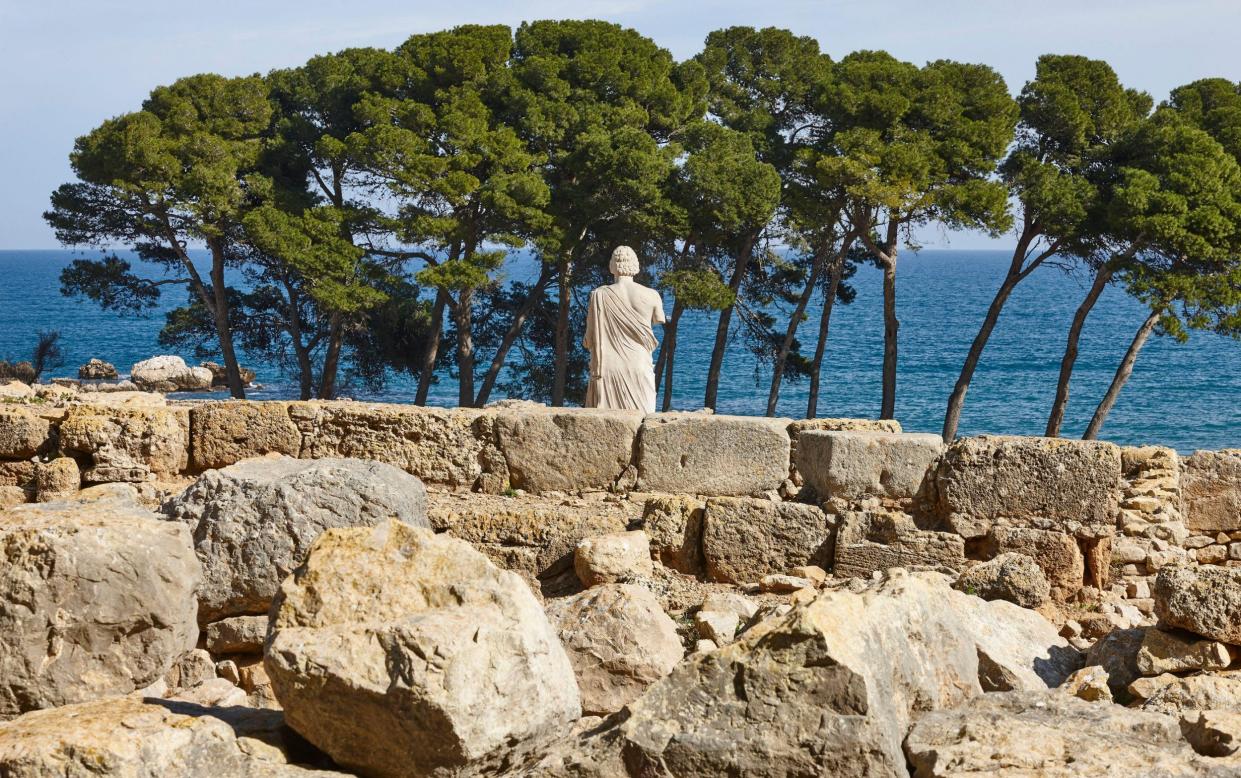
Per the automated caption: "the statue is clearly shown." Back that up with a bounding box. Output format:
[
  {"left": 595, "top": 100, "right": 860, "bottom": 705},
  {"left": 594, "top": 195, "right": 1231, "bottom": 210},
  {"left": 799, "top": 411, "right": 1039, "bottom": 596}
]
[{"left": 584, "top": 246, "right": 666, "bottom": 412}]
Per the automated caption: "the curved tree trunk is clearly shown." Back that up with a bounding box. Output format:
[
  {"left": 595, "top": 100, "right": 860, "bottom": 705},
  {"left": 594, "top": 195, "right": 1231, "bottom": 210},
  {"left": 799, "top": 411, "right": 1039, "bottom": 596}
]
[
  {"left": 318, "top": 314, "right": 343, "bottom": 400},
  {"left": 455, "top": 288, "right": 475, "bottom": 407},
  {"left": 208, "top": 243, "right": 245, "bottom": 399},
  {"left": 879, "top": 258, "right": 898, "bottom": 420},
  {"left": 766, "top": 243, "right": 830, "bottom": 416},
  {"left": 659, "top": 302, "right": 684, "bottom": 412},
  {"left": 806, "top": 249, "right": 848, "bottom": 419},
  {"left": 1083, "top": 306, "right": 1161, "bottom": 440},
  {"left": 1046, "top": 264, "right": 1115, "bottom": 437},
  {"left": 415, "top": 289, "right": 448, "bottom": 406},
  {"left": 704, "top": 234, "right": 758, "bottom": 410},
  {"left": 551, "top": 256, "right": 572, "bottom": 406},
  {"left": 474, "top": 266, "right": 554, "bottom": 407}
]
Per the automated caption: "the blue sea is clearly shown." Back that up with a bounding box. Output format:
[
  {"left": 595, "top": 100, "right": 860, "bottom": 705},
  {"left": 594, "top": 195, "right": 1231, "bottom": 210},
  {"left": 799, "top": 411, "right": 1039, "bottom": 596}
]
[{"left": 1, "top": 249, "right": 1238, "bottom": 452}]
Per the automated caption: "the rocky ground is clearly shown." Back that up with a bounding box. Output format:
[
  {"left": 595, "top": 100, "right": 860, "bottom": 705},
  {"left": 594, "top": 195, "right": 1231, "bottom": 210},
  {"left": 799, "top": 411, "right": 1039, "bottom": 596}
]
[{"left": 1, "top": 384, "right": 1240, "bottom": 775}]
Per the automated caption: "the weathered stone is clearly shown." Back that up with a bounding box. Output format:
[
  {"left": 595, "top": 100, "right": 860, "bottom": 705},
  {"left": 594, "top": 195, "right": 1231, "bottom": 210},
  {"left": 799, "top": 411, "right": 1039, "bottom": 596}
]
[
  {"left": 574, "top": 530, "right": 653, "bottom": 587},
  {"left": 955, "top": 551, "right": 1050, "bottom": 608},
  {"left": 1182, "top": 710, "right": 1241, "bottom": 757},
  {"left": 190, "top": 401, "right": 301, "bottom": 470},
  {"left": 78, "top": 358, "right": 118, "bottom": 379},
  {"left": 207, "top": 615, "right": 269, "bottom": 655},
  {"left": 796, "top": 430, "right": 944, "bottom": 501},
  {"left": 296, "top": 401, "right": 489, "bottom": 489},
  {"left": 495, "top": 408, "right": 641, "bottom": 492},
  {"left": 1131, "top": 670, "right": 1241, "bottom": 714},
  {"left": 30, "top": 457, "right": 78, "bottom": 503},
  {"left": 0, "top": 460, "right": 34, "bottom": 489},
  {"left": 1060, "top": 664, "right": 1112, "bottom": 702},
  {"left": 640, "top": 494, "right": 705, "bottom": 575},
  {"left": 0, "top": 380, "right": 33, "bottom": 399},
  {"left": 1136, "top": 626, "right": 1235, "bottom": 676},
  {"left": 201, "top": 360, "right": 257, "bottom": 387},
  {"left": 545, "top": 584, "right": 682, "bottom": 715},
  {"left": 1084, "top": 627, "right": 1145, "bottom": 702},
  {"left": 759, "top": 573, "right": 814, "bottom": 593},
  {"left": 987, "top": 526, "right": 1085, "bottom": 600},
  {"left": 699, "top": 591, "right": 759, "bottom": 622},
  {"left": 0, "top": 486, "right": 25, "bottom": 508},
  {"left": 1181, "top": 449, "right": 1241, "bottom": 533},
  {"left": 265, "top": 519, "right": 580, "bottom": 777},
  {"left": 0, "top": 498, "right": 200, "bottom": 718},
  {"left": 0, "top": 406, "right": 49, "bottom": 459},
  {"left": 604, "top": 571, "right": 1077, "bottom": 778},
  {"left": 833, "top": 510, "right": 964, "bottom": 579},
  {"left": 694, "top": 609, "right": 740, "bottom": 645},
  {"left": 1154, "top": 563, "right": 1241, "bottom": 644},
  {"left": 904, "top": 691, "right": 1229, "bottom": 777},
  {"left": 0, "top": 696, "right": 343, "bottom": 777},
  {"left": 165, "top": 455, "right": 428, "bottom": 623},
  {"left": 702, "top": 497, "right": 832, "bottom": 583},
  {"left": 934, "top": 435, "right": 1121, "bottom": 538},
  {"left": 59, "top": 404, "right": 188, "bottom": 481},
  {"left": 164, "top": 648, "right": 217, "bottom": 693},
  {"left": 131, "top": 354, "right": 214, "bottom": 392},
  {"left": 636, "top": 413, "right": 791, "bottom": 496}
]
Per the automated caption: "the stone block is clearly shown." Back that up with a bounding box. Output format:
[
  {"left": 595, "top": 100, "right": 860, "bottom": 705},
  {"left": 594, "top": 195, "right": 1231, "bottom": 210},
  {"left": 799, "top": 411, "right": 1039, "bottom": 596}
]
[
  {"left": 986, "top": 526, "right": 1084, "bottom": 600},
  {"left": 1181, "top": 450, "right": 1241, "bottom": 533},
  {"left": 833, "top": 510, "right": 965, "bottom": 579},
  {"left": 636, "top": 413, "right": 790, "bottom": 496},
  {"left": 189, "top": 401, "right": 301, "bottom": 471},
  {"left": 640, "top": 494, "right": 705, "bottom": 575},
  {"left": 58, "top": 405, "right": 189, "bottom": 482},
  {"left": 702, "top": 497, "right": 832, "bottom": 583},
  {"left": 0, "top": 407, "right": 49, "bottom": 459},
  {"left": 796, "top": 430, "right": 943, "bottom": 501},
  {"left": 495, "top": 407, "right": 641, "bottom": 492}
]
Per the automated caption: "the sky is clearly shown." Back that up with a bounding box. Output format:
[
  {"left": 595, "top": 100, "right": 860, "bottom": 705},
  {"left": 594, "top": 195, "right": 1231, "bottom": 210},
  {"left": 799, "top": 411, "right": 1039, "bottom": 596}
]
[{"left": 3, "top": 0, "right": 1240, "bottom": 249}]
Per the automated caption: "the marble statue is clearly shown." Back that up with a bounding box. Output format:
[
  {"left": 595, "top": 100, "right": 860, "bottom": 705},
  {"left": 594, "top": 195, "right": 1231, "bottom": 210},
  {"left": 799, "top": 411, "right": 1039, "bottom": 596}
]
[{"left": 584, "top": 246, "right": 666, "bottom": 413}]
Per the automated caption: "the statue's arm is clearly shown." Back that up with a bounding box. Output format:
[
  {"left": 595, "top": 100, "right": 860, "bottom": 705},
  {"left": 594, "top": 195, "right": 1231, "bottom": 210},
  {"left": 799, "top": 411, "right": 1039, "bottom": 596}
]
[
  {"left": 583, "top": 293, "right": 595, "bottom": 351},
  {"left": 651, "top": 290, "right": 667, "bottom": 325}
]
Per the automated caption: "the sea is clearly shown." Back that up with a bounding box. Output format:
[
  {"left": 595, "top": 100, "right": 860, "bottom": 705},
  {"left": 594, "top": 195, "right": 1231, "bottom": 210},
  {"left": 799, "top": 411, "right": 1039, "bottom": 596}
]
[{"left": 1, "top": 249, "right": 1238, "bottom": 453}]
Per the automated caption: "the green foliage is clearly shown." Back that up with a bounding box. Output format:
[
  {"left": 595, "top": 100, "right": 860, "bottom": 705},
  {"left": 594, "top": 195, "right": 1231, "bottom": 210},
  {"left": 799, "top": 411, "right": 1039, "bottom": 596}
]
[{"left": 661, "top": 269, "right": 735, "bottom": 310}]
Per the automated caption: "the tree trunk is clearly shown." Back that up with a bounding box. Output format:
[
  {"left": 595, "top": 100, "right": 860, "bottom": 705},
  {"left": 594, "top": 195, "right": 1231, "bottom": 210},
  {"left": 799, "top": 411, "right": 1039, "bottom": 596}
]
[
  {"left": 207, "top": 242, "right": 245, "bottom": 399},
  {"left": 1083, "top": 306, "right": 1161, "bottom": 440},
  {"left": 1046, "top": 264, "right": 1115, "bottom": 437},
  {"left": 806, "top": 246, "right": 848, "bottom": 418},
  {"left": 704, "top": 233, "right": 758, "bottom": 410},
  {"left": 767, "top": 243, "right": 830, "bottom": 416},
  {"left": 475, "top": 265, "right": 554, "bottom": 406},
  {"left": 318, "top": 314, "right": 343, "bottom": 400},
  {"left": 415, "top": 288, "right": 448, "bottom": 406},
  {"left": 551, "top": 256, "right": 572, "bottom": 407},
  {"left": 660, "top": 302, "right": 684, "bottom": 412},
  {"left": 879, "top": 257, "right": 898, "bottom": 420},
  {"left": 455, "top": 288, "right": 475, "bottom": 407}
]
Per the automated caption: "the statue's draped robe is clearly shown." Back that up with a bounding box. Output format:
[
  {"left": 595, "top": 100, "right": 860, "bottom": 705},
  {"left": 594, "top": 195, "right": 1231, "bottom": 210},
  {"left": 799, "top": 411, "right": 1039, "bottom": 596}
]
[{"left": 584, "top": 286, "right": 658, "bottom": 413}]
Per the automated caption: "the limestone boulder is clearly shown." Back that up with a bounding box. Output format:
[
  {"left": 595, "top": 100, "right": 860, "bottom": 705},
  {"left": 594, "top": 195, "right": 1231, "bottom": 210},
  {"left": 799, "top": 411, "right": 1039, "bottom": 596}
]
[
  {"left": 1154, "top": 564, "right": 1241, "bottom": 644},
  {"left": 58, "top": 404, "right": 188, "bottom": 482},
  {"left": 640, "top": 494, "right": 705, "bottom": 575},
  {"left": 131, "top": 355, "right": 214, "bottom": 392},
  {"left": 265, "top": 519, "right": 581, "bottom": 777},
  {"left": 164, "top": 455, "right": 428, "bottom": 624},
  {"left": 636, "top": 413, "right": 791, "bottom": 496},
  {"left": 986, "top": 526, "right": 1084, "bottom": 600},
  {"left": 78, "top": 358, "right": 118, "bottom": 379},
  {"left": 0, "top": 696, "right": 344, "bottom": 776},
  {"left": 955, "top": 552, "right": 1050, "bottom": 608},
  {"left": 904, "top": 691, "right": 1231, "bottom": 777},
  {"left": 0, "top": 380, "right": 33, "bottom": 399},
  {"left": 597, "top": 571, "right": 1077, "bottom": 777},
  {"left": 1131, "top": 670, "right": 1241, "bottom": 714},
  {"left": 574, "top": 530, "right": 653, "bottom": 587},
  {"left": 833, "top": 509, "right": 964, "bottom": 579},
  {"left": 0, "top": 498, "right": 200, "bottom": 718},
  {"left": 934, "top": 435, "right": 1121, "bottom": 538},
  {"left": 702, "top": 497, "right": 832, "bottom": 583},
  {"left": 545, "top": 584, "right": 682, "bottom": 715},
  {"left": 294, "top": 401, "right": 490, "bottom": 489},
  {"left": 31, "top": 457, "right": 79, "bottom": 502},
  {"left": 201, "top": 360, "right": 257, "bottom": 387},
  {"left": 495, "top": 407, "right": 642, "bottom": 492},
  {"left": 1084, "top": 627, "right": 1145, "bottom": 702},
  {"left": 207, "top": 615, "right": 270, "bottom": 655},
  {"left": 190, "top": 402, "right": 302, "bottom": 471},
  {"left": 1181, "top": 450, "right": 1241, "bottom": 533},
  {"left": 1136, "top": 626, "right": 1235, "bottom": 675},
  {"left": 796, "top": 430, "right": 943, "bottom": 502},
  {"left": 0, "top": 406, "right": 49, "bottom": 459}
]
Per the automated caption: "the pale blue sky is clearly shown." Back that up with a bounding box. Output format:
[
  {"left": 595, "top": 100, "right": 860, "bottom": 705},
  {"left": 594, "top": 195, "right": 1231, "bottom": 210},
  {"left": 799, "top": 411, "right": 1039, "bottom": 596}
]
[{"left": 3, "top": 0, "right": 1239, "bottom": 249}]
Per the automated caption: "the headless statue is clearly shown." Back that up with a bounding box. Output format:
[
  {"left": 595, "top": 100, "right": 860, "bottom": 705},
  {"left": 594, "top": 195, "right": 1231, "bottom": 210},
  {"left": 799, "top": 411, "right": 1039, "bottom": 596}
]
[{"left": 584, "top": 246, "right": 666, "bottom": 412}]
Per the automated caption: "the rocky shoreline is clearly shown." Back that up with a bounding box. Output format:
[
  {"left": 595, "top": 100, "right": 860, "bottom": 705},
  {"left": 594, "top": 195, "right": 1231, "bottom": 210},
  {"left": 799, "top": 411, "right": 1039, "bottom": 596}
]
[{"left": 0, "top": 382, "right": 1239, "bottom": 775}]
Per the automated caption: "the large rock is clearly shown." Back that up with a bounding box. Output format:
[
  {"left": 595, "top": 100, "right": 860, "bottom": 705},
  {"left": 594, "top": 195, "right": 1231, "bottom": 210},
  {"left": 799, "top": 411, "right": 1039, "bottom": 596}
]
[
  {"left": 130, "top": 354, "right": 214, "bottom": 392},
  {"left": 598, "top": 571, "right": 1077, "bottom": 777},
  {"left": 934, "top": 435, "right": 1121, "bottom": 538},
  {"left": 0, "top": 696, "right": 343, "bottom": 776},
  {"left": 0, "top": 407, "right": 49, "bottom": 459},
  {"left": 904, "top": 691, "right": 1233, "bottom": 777},
  {"left": 265, "top": 519, "right": 581, "bottom": 777},
  {"left": 494, "top": 407, "right": 642, "bottom": 492},
  {"left": 636, "top": 413, "right": 791, "bottom": 496},
  {"left": 58, "top": 404, "right": 189, "bottom": 482},
  {"left": 545, "top": 584, "right": 682, "bottom": 715},
  {"left": 954, "top": 552, "right": 1050, "bottom": 609},
  {"left": 833, "top": 509, "right": 965, "bottom": 579},
  {"left": 1136, "top": 626, "right": 1235, "bottom": 675},
  {"left": 986, "top": 526, "right": 1085, "bottom": 600},
  {"left": 1131, "top": 670, "right": 1241, "bottom": 714},
  {"left": 1181, "top": 449, "right": 1241, "bottom": 533},
  {"left": 164, "top": 455, "right": 428, "bottom": 624},
  {"left": 190, "top": 402, "right": 302, "bottom": 471},
  {"left": 640, "top": 494, "right": 705, "bottom": 575},
  {"left": 0, "top": 498, "right": 200, "bottom": 718},
  {"left": 574, "top": 531, "right": 653, "bottom": 587},
  {"left": 77, "top": 357, "right": 118, "bottom": 379},
  {"left": 294, "top": 401, "right": 491, "bottom": 489},
  {"left": 202, "top": 360, "right": 257, "bottom": 387},
  {"left": 1085, "top": 627, "right": 1145, "bottom": 702},
  {"left": 796, "top": 430, "right": 943, "bottom": 501},
  {"left": 1154, "top": 564, "right": 1241, "bottom": 644},
  {"left": 701, "top": 497, "right": 832, "bottom": 583}
]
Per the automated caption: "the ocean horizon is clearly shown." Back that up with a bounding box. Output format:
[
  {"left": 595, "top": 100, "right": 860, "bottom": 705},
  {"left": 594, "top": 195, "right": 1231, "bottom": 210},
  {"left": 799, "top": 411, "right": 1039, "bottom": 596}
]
[{"left": 1, "top": 247, "right": 1237, "bottom": 453}]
